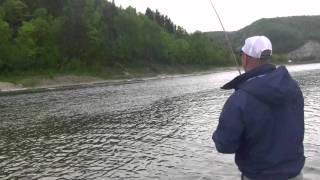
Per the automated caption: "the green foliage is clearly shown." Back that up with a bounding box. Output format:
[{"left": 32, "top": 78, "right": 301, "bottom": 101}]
[
  {"left": 0, "top": 6, "right": 4, "bottom": 18},
  {"left": 145, "top": 8, "right": 178, "bottom": 34},
  {"left": 271, "top": 54, "right": 288, "bottom": 64},
  {"left": 0, "top": 17, "right": 11, "bottom": 72},
  {"left": 1, "top": 0, "right": 28, "bottom": 34},
  {"left": 0, "top": 0, "right": 230, "bottom": 77}
]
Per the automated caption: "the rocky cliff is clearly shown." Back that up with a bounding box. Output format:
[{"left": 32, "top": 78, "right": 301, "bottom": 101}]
[{"left": 287, "top": 41, "right": 320, "bottom": 62}]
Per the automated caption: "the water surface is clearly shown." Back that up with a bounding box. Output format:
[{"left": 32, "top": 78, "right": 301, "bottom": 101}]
[{"left": 1, "top": 63, "right": 320, "bottom": 179}]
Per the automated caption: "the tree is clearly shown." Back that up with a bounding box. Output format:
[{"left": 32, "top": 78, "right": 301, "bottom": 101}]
[
  {"left": 24, "top": 0, "right": 64, "bottom": 16},
  {"left": 176, "top": 26, "right": 187, "bottom": 37},
  {"left": 59, "top": 0, "right": 89, "bottom": 66},
  {"left": 145, "top": 8, "right": 154, "bottom": 21},
  {"left": 0, "top": 17, "right": 12, "bottom": 72},
  {"left": 2, "top": 0, "right": 29, "bottom": 35}
]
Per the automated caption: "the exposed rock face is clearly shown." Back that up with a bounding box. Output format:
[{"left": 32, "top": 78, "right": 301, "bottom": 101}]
[
  {"left": 287, "top": 41, "right": 320, "bottom": 62},
  {"left": 0, "top": 82, "right": 23, "bottom": 91}
]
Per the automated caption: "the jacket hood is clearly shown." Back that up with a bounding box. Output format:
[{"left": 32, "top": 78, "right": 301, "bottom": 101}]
[
  {"left": 243, "top": 66, "right": 301, "bottom": 105},
  {"left": 222, "top": 64, "right": 301, "bottom": 105}
]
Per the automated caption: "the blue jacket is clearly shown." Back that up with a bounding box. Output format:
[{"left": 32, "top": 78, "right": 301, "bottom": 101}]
[{"left": 213, "top": 64, "right": 305, "bottom": 179}]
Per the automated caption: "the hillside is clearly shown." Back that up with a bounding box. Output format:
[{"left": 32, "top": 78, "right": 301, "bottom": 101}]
[{"left": 206, "top": 15, "right": 320, "bottom": 62}]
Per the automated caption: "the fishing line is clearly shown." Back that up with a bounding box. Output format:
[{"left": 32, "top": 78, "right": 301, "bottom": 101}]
[{"left": 208, "top": 0, "right": 242, "bottom": 75}]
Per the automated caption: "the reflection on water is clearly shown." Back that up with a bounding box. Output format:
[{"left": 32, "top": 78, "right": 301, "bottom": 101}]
[{"left": 1, "top": 64, "right": 320, "bottom": 179}]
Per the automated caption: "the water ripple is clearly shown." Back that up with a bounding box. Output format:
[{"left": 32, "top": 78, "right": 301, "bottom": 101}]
[{"left": 1, "top": 65, "right": 320, "bottom": 179}]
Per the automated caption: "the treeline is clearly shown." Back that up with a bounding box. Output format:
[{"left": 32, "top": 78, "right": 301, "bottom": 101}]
[
  {"left": 145, "top": 8, "right": 186, "bottom": 35},
  {"left": 0, "top": 0, "right": 229, "bottom": 76}
]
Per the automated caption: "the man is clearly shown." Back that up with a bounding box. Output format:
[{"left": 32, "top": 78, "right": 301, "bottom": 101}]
[{"left": 212, "top": 36, "right": 305, "bottom": 180}]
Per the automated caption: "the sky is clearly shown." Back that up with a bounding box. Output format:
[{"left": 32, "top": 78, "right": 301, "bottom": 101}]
[{"left": 110, "top": 0, "right": 319, "bottom": 33}]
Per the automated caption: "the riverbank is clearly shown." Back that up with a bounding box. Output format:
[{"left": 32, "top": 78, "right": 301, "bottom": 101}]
[
  {"left": 0, "top": 75, "right": 104, "bottom": 94},
  {"left": 0, "top": 65, "right": 238, "bottom": 95},
  {"left": 0, "top": 82, "right": 24, "bottom": 91},
  {"left": 2, "top": 62, "right": 319, "bottom": 95}
]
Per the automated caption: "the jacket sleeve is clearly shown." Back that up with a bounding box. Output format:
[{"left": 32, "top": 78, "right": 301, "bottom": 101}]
[{"left": 212, "top": 92, "right": 245, "bottom": 154}]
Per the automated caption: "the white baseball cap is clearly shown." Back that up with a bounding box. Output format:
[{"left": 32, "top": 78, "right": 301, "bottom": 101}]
[{"left": 241, "top": 36, "right": 272, "bottom": 59}]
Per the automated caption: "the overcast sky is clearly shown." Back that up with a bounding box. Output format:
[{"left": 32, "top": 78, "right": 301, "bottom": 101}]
[{"left": 110, "top": 0, "right": 319, "bottom": 33}]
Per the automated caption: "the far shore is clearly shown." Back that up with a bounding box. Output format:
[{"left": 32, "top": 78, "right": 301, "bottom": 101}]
[
  {"left": 1, "top": 61, "right": 319, "bottom": 96},
  {"left": 0, "top": 66, "right": 237, "bottom": 95}
]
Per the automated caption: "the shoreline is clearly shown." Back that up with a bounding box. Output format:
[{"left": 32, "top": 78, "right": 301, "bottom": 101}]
[
  {"left": 0, "top": 67, "right": 237, "bottom": 96},
  {"left": 1, "top": 61, "right": 320, "bottom": 96}
]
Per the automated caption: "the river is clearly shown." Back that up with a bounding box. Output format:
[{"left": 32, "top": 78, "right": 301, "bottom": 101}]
[{"left": 1, "top": 63, "right": 320, "bottom": 180}]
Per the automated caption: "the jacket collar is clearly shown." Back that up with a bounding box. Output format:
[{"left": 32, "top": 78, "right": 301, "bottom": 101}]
[{"left": 221, "top": 64, "right": 276, "bottom": 90}]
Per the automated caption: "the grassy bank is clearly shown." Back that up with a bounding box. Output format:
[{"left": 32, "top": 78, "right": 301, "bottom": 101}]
[
  {"left": 0, "top": 63, "right": 231, "bottom": 88},
  {"left": 0, "top": 57, "right": 299, "bottom": 90}
]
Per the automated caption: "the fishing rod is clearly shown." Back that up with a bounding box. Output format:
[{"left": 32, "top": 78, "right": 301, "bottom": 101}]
[{"left": 208, "top": 0, "right": 242, "bottom": 75}]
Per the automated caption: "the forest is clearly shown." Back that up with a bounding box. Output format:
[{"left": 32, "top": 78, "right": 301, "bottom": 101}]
[{"left": 0, "top": 0, "right": 230, "bottom": 79}]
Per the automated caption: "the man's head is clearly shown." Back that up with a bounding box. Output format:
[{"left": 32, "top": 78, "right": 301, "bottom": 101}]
[{"left": 240, "top": 36, "right": 272, "bottom": 72}]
